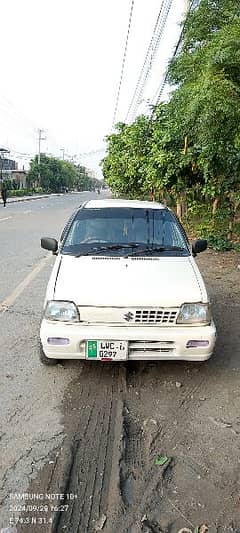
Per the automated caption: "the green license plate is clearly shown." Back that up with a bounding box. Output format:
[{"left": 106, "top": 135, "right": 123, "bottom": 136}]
[{"left": 87, "top": 340, "right": 128, "bottom": 361}]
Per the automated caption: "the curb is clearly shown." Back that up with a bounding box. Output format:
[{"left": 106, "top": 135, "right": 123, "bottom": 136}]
[
  {"left": 3, "top": 191, "right": 108, "bottom": 205},
  {"left": 6, "top": 193, "right": 64, "bottom": 204}
]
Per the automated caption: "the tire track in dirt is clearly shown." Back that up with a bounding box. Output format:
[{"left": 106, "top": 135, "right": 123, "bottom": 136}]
[{"left": 52, "top": 363, "right": 126, "bottom": 533}]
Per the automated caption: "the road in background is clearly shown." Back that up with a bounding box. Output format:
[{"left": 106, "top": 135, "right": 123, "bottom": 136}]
[{"left": 0, "top": 191, "right": 101, "bottom": 302}]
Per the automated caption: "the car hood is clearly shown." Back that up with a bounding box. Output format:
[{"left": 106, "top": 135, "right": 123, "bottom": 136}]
[{"left": 53, "top": 255, "right": 206, "bottom": 307}]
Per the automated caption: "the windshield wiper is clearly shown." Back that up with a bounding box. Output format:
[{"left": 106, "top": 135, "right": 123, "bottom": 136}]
[
  {"left": 75, "top": 243, "right": 141, "bottom": 257},
  {"left": 128, "top": 245, "right": 186, "bottom": 256}
]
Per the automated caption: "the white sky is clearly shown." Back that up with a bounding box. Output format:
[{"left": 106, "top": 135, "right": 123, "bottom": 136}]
[{"left": 0, "top": 0, "right": 185, "bottom": 177}]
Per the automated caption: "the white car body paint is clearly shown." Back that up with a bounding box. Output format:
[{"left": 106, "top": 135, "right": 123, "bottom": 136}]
[
  {"left": 51, "top": 255, "right": 207, "bottom": 307},
  {"left": 40, "top": 199, "right": 216, "bottom": 362}
]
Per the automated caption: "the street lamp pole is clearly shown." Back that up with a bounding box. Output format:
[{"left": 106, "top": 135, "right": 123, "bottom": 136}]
[{"left": 37, "top": 129, "right": 46, "bottom": 186}]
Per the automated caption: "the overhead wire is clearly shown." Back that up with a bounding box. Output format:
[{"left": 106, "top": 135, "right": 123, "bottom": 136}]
[
  {"left": 0, "top": 94, "right": 65, "bottom": 160},
  {"left": 125, "top": 0, "right": 174, "bottom": 124},
  {"left": 0, "top": 111, "right": 35, "bottom": 144},
  {"left": 0, "top": 94, "right": 105, "bottom": 165},
  {"left": 0, "top": 100, "right": 104, "bottom": 167},
  {"left": 112, "top": 0, "right": 135, "bottom": 128},
  {"left": 152, "top": 0, "right": 199, "bottom": 108},
  {"left": 78, "top": 148, "right": 105, "bottom": 157},
  {"left": 0, "top": 96, "right": 38, "bottom": 138},
  {"left": 151, "top": 30, "right": 183, "bottom": 106},
  {"left": 0, "top": 96, "right": 41, "bottom": 164},
  {"left": 125, "top": 0, "right": 165, "bottom": 122}
]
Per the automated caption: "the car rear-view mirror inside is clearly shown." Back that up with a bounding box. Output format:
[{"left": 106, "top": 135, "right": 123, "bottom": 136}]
[
  {"left": 41, "top": 237, "right": 58, "bottom": 253},
  {"left": 192, "top": 239, "right": 208, "bottom": 256}
]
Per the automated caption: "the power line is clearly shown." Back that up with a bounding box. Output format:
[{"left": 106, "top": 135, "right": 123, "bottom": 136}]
[
  {"left": 112, "top": 0, "right": 135, "bottom": 127},
  {"left": 125, "top": 0, "right": 174, "bottom": 123},
  {"left": 152, "top": 30, "right": 183, "bottom": 106},
  {"left": 0, "top": 95, "right": 38, "bottom": 130},
  {"left": 0, "top": 95, "right": 38, "bottom": 142},
  {"left": 0, "top": 94, "right": 65, "bottom": 157},
  {"left": 9, "top": 150, "right": 35, "bottom": 158},
  {"left": 0, "top": 96, "right": 105, "bottom": 163},
  {"left": 125, "top": 0, "right": 166, "bottom": 122},
  {"left": 152, "top": 0, "right": 199, "bottom": 107},
  {"left": 79, "top": 148, "right": 105, "bottom": 157}
]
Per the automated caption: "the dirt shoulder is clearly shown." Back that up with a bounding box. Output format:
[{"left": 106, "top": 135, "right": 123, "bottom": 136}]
[{"left": 14, "top": 250, "right": 240, "bottom": 533}]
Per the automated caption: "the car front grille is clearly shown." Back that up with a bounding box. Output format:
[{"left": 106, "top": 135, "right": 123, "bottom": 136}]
[
  {"left": 129, "top": 340, "right": 175, "bottom": 355},
  {"left": 78, "top": 307, "right": 179, "bottom": 326},
  {"left": 134, "top": 309, "right": 177, "bottom": 324}
]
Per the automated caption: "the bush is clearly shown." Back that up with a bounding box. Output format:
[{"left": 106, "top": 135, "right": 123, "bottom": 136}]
[
  {"left": 206, "top": 235, "right": 235, "bottom": 251},
  {"left": 183, "top": 204, "right": 240, "bottom": 251},
  {"left": 8, "top": 189, "right": 34, "bottom": 197}
]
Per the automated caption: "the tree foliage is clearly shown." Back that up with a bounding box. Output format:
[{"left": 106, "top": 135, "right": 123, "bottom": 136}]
[
  {"left": 102, "top": 117, "right": 153, "bottom": 198},
  {"left": 28, "top": 155, "right": 102, "bottom": 193},
  {"left": 102, "top": 0, "right": 240, "bottom": 239}
]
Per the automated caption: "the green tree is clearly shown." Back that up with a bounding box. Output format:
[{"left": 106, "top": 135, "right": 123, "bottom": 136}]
[
  {"left": 102, "top": 116, "right": 153, "bottom": 198},
  {"left": 28, "top": 155, "right": 83, "bottom": 193},
  {"left": 168, "top": 0, "right": 240, "bottom": 219},
  {"left": 28, "top": 154, "right": 103, "bottom": 193},
  {"left": 103, "top": 0, "right": 240, "bottom": 239}
]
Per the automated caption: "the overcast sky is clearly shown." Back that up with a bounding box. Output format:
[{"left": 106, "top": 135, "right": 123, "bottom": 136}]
[{"left": 0, "top": 0, "right": 185, "bottom": 176}]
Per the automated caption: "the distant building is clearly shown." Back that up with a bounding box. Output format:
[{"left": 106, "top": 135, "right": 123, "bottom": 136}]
[
  {"left": 0, "top": 150, "right": 28, "bottom": 188},
  {"left": 1, "top": 158, "right": 18, "bottom": 171},
  {"left": 1, "top": 169, "right": 27, "bottom": 188}
]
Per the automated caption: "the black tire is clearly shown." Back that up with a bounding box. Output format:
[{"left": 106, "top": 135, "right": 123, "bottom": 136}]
[{"left": 39, "top": 342, "right": 59, "bottom": 366}]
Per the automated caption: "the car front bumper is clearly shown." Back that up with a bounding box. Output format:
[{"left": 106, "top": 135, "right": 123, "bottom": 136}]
[{"left": 40, "top": 319, "right": 217, "bottom": 362}]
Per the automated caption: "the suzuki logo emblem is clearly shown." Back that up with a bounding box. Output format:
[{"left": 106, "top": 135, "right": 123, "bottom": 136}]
[{"left": 123, "top": 312, "right": 134, "bottom": 322}]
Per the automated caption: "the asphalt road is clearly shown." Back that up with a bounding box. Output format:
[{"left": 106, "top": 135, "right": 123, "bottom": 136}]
[
  {"left": 0, "top": 191, "right": 106, "bottom": 528},
  {"left": 0, "top": 193, "right": 239, "bottom": 533},
  {"left": 0, "top": 192, "right": 99, "bottom": 302}
]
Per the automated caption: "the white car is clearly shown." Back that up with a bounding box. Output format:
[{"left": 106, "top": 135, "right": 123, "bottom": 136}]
[{"left": 40, "top": 199, "right": 216, "bottom": 365}]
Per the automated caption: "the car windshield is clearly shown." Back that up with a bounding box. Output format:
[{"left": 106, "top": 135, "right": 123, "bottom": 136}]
[{"left": 61, "top": 207, "right": 189, "bottom": 256}]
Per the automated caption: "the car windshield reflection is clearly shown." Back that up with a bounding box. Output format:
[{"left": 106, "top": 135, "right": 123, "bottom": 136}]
[{"left": 61, "top": 207, "right": 189, "bottom": 256}]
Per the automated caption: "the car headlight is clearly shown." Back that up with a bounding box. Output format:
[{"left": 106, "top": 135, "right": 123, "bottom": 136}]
[
  {"left": 177, "top": 303, "right": 211, "bottom": 325},
  {"left": 44, "top": 301, "right": 79, "bottom": 322}
]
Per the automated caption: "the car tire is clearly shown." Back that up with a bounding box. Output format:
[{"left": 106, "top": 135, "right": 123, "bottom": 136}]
[{"left": 39, "top": 341, "right": 59, "bottom": 366}]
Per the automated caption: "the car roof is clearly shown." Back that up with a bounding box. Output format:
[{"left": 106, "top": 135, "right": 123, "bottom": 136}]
[{"left": 84, "top": 199, "right": 166, "bottom": 210}]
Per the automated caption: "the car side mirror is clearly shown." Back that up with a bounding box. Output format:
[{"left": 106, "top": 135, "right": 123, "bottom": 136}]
[
  {"left": 192, "top": 239, "right": 207, "bottom": 256},
  {"left": 41, "top": 237, "right": 58, "bottom": 254}
]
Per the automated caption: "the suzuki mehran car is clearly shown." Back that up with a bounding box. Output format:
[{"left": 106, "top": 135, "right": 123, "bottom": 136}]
[{"left": 40, "top": 199, "right": 216, "bottom": 365}]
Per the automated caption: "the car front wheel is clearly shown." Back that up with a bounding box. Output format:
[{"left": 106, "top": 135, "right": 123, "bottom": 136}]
[{"left": 39, "top": 341, "right": 59, "bottom": 366}]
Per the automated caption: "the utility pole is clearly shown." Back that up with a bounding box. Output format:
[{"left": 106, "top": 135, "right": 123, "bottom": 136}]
[
  {"left": 37, "top": 129, "right": 46, "bottom": 186},
  {"left": 60, "top": 148, "right": 65, "bottom": 160}
]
